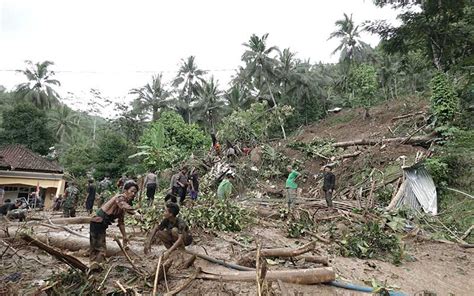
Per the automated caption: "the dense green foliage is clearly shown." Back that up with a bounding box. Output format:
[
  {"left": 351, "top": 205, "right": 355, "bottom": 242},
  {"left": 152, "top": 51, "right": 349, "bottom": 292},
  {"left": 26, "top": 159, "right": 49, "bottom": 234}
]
[
  {"left": 134, "top": 111, "right": 210, "bottom": 170},
  {"left": 0, "top": 103, "right": 54, "bottom": 154},
  {"left": 429, "top": 72, "right": 459, "bottom": 126}
]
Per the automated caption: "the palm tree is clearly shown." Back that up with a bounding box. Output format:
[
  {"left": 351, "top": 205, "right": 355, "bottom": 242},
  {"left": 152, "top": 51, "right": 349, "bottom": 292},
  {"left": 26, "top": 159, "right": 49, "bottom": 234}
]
[
  {"left": 49, "top": 104, "right": 80, "bottom": 142},
  {"left": 328, "top": 13, "right": 370, "bottom": 65},
  {"left": 194, "top": 77, "right": 225, "bottom": 133},
  {"left": 172, "top": 56, "right": 206, "bottom": 124},
  {"left": 224, "top": 85, "right": 252, "bottom": 112},
  {"left": 15, "top": 60, "right": 61, "bottom": 109},
  {"left": 242, "top": 33, "right": 287, "bottom": 139},
  {"left": 130, "top": 74, "right": 170, "bottom": 121}
]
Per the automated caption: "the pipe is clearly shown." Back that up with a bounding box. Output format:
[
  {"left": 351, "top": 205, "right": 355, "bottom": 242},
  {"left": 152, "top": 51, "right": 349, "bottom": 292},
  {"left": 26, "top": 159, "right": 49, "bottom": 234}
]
[{"left": 328, "top": 280, "right": 407, "bottom": 296}]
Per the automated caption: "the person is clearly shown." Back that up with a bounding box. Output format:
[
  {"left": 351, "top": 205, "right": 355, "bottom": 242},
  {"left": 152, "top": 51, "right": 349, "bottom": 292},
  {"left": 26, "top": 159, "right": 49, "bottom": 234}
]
[
  {"left": 217, "top": 173, "right": 234, "bottom": 199},
  {"left": 321, "top": 166, "right": 336, "bottom": 207},
  {"left": 285, "top": 166, "right": 300, "bottom": 210},
  {"left": 98, "top": 177, "right": 112, "bottom": 207},
  {"left": 1, "top": 199, "right": 26, "bottom": 221},
  {"left": 0, "top": 186, "right": 5, "bottom": 205},
  {"left": 172, "top": 167, "right": 188, "bottom": 204},
  {"left": 0, "top": 199, "right": 20, "bottom": 215},
  {"left": 143, "top": 202, "right": 192, "bottom": 257},
  {"left": 168, "top": 173, "right": 179, "bottom": 203},
  {"left": 225, "top": 140, "right": 237, "bottom": 161},
  {"left": 63, "top": 182, "right": 79, "bottom": 218},
  {"left": 89, "top": 181, "right": 140, "bottom": 269},
  {"left": 53, "top": 194, "right": 64, "bottom": 211},
  {"left": 117, "top": 174, "right": 128, "bottom": 190},
  {"left": 144, "top": 170, "right": 158, "bottom": 205},
  {"left": 189, "top": 167, "right": 199, "bottom": 200},
  {"left": 211, "top": 133, "right": 221, "bottom": 156},
  {"left": 85, "top": 179, "right": 97, "bottom": 214}
]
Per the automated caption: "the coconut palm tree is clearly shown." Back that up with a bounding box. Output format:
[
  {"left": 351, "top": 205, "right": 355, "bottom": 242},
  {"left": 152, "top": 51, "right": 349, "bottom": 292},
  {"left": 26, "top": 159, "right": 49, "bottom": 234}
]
[
  {"left": 328, "top": 13, "right": 370, "bottom": 65},
  {"left": 172, "top": 56, "right": 206, "bottom": 123},
  {"left": 130, "top": 74, "right": 170, "bottom": 121},
  {"left": 49, "top": 104, "right": 80, "bottom": 142},
  {"left": 15, "top": 60, "right": 61, "bottom": 109},
  {"left": 242, "top": 33, "right": 287, "bottom": 139},
  {"left": 194, "top": 77, "right": 225, "bottom": 133},
  {"left": 224, "top": 85, "right": 253, "bottom": 112}
]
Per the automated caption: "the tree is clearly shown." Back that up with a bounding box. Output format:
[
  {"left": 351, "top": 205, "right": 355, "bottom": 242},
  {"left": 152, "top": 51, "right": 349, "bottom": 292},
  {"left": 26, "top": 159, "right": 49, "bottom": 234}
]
[
  {"left": 94, "top": 129, "right": 132, "bottom": 179},
  {"left": 15, "top": 60, "right": 61, "bottom": 109},
  {"left": 348, "top": 64, "right": 378, "bottom": 118},
  {"left": 48, "top": 105, "right": 80, "bottom": 142},
  {"left": 172, "top": 56, "right": 206, "bottom": 124},
  {"left": 194, "top": 77, "right": 225, "bottom": 132},
  {"left": 328, "top": 13, "right": 371, "bottom": 65},
  {"left": 130, "top": 74, "right": 171, "bottom": 121},
  {"left": 224, "top": 85, "right": 252, "bottom": 112},
  {"left": 369, "top": 0, "right": 473, "bottom": 72},
  {"left": 242, "top": 33, "right": 287, "bottom": 139},
  {"left": 0, "top": 103, "right": 55, "bottom": 154}
]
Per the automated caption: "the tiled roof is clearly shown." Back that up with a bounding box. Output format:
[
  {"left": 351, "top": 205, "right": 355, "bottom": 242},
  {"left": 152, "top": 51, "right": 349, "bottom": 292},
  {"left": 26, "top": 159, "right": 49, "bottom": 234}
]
[{"left": 0, "top": 145, "right": 63, "bottom": 173}]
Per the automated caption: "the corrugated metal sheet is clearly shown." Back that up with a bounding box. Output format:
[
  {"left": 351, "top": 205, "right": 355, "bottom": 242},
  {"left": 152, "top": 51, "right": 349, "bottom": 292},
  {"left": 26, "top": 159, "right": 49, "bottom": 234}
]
[{"left": 396, "top": 163, "right": 438, "bottom": 215}]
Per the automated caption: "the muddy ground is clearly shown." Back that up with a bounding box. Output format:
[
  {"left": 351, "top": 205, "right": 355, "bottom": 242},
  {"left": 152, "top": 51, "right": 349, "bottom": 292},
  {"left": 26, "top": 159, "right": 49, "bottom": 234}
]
[{"left": 1, "top": 207, "right": 473, "bottom": 295}]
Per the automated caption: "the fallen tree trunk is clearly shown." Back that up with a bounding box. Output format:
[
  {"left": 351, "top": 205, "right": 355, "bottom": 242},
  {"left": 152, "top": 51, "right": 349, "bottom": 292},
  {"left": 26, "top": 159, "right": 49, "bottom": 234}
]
[
  {"left": 391, "top": 111, "right": 424, "bottom": 121},
  {"left": 336, "top": 151, "right": 361, "bottom": 160},
  {"left": 239, "top": 241, "right": 316, "bottom": 267},
  {"left": 333, "top": 134, "right": 436, "bottom": 148},
  {"left": 20, "top": 232, "right": 139, "bottom": 257},
  {"left": 296, "top": 255, "right": 329, "bottom": 266},
  {"left": 20, "top": 233, "right": 88, "bottom": 272},
  {"left": 199, "top": 267, "right": 335, "bottom": 285},
  {"left": 48, "top": 217, "right": 92, "bottom": 225}
]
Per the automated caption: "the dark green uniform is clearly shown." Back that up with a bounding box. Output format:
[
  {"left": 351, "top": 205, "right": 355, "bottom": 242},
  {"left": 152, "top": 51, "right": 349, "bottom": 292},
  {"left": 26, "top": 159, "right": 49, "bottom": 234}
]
[{"left": 63, "top": 185, "right": 79, "bottom": 217}]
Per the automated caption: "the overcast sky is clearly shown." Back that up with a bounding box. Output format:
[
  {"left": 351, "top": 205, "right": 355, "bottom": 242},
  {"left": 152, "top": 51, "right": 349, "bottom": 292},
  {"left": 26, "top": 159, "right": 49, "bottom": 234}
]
[{"left": 0, "top": 0, "right": 399, "bottom": 113}]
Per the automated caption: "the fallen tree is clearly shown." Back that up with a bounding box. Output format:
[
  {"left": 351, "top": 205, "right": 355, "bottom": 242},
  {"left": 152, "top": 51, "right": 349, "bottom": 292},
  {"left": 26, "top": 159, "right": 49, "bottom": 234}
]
[
  {"left": 199, "top": 267, "right": 335, "bottom": 285},
  {"left": 20, "top": 233, "right": 88, "bottom": 272},
  {"left": 333, "top": 134, "right": 436, "bottom": 148}
]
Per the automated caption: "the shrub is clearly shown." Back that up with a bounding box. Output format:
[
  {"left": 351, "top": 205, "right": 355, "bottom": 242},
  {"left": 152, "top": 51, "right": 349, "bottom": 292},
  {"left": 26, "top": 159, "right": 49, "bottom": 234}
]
[{"left": 430, "top": 72, "right": 458, "bottom": 126}]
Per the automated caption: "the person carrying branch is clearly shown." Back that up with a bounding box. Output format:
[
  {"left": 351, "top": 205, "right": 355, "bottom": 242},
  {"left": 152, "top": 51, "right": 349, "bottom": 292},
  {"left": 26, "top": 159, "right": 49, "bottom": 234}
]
[
  {"left": 89, "top": 181, "right": 141, "bottom": 270},
  {"left": 285, "top": 165, "right": 300, "bottom": 210},
  {"left": 143, "top": 202, "right": 192, "bottom": 258}
]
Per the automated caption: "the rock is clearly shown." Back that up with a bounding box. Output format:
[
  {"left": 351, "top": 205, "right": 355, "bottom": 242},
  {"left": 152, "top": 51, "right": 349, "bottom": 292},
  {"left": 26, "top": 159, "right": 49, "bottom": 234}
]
[{"left": 250, "top": 146, "right": 262, "bottom": 164}]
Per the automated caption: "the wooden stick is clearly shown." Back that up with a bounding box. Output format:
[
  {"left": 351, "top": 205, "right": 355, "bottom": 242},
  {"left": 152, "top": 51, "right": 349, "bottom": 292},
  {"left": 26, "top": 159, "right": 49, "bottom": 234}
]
[
  {"left": 98, "top": 265, "right": 113, "bottom": 291},
  {"left": 391, "top": 111, "right": 424, "bottom": 121},
  {"left": 446, "top": 187, "right": 474, "bottom": 199},
  {"left": 114, "top": 237, "right": 145, "bottom": 276},
  {"left": 115, "top": 280, "right": 127, "bottom": 293},
  {"left": 256, "top": 243, "right": 262, "bottom": 296},
  {"left": 164, "top": 267, "right": 201, "bottom": 296},
  {"left": 39, "top": 222, "right": 88, "bottom": 239},
  {"left": 153, "top": 255, "right": 163, "bottom": 296},
  {"left": 185, "top": 249, "right": 254, "bottom": 271},
  {"left": 461, "top": 225, "right": 474, "bottom": 241}
]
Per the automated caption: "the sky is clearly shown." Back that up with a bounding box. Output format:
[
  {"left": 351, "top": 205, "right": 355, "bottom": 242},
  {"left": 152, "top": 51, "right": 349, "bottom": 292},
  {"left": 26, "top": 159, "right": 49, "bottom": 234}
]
[{"left": 0, "top": 0, "right": 400, "bottom": 114}]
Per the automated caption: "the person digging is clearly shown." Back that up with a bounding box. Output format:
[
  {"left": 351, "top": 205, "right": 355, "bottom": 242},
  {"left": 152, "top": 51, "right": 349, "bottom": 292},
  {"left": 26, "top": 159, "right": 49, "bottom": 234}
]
[
  {"left": 143, "top": 202, "right": 192, "bottom": 259},
  {"left": 89, "top": 181, "right": 141, "bottom": 271}
]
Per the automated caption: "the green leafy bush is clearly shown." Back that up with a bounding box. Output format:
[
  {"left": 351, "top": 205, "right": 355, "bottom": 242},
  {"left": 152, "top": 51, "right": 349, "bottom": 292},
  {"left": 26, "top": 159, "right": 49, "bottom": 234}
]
[
  {"left": 287, "top": 139, "right": 337, "bottom": 159},
  {"left": 180, "top": 197, "right": 252, "bottom": 232},
  {"left": 133, "top": 111, "right": 210, "bottom": 170},
  {"left": 339, "top": 221, "right": 402, "bottom": 263},
  {"left": 219, "top": 102, "right": 293, "bottom": 144}
]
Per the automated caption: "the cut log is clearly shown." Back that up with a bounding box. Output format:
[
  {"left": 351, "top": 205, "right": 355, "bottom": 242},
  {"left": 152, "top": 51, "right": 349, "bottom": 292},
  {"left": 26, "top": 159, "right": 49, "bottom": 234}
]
[
  {"left": 336, "top": 151, "right": 361, "bottom": 160},
  {"left": 296, "top": 255, "right": 329, "bottom": 266},
  {"left": 21, "top": 232, "right": 140, "bottom": 257},
  {"left": 199, "top": 267, "right": 335, "bottom": 285},
  {"left": 20, "top": 233, "right": 88, "bottom": 272},
  {"left": 333, "top": 134, "right": 436, "bottom": 148},
  {"left": 239, "top": 241, "right": 316, "bottom": 267},
  {"left": 391, "top": 111, "right": 424, "bottom": 121},
  {"left": 48, "top": 217, "right": 92, "bottom": 225}
]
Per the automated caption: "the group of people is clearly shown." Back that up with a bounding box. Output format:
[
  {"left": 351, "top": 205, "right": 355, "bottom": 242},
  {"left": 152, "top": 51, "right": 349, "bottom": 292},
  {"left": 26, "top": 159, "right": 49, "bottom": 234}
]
[
  {"left": 89, "top": 179, "right": 192, "bottom": 270},
  {"left": 285, "top": 165, "right": 336, "bottom": 209}
]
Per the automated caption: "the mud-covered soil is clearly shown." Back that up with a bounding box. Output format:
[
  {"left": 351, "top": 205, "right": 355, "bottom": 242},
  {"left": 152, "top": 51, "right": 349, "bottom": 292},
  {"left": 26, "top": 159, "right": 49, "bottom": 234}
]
[{"left": 2, "top": 210, "right": 472, "bottom": 295}]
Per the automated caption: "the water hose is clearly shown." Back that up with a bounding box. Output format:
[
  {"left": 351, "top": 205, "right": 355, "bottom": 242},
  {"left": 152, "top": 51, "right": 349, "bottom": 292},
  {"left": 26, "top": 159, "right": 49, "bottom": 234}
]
[{"left": 329, "top": 280, "right": 407, "bottom": 296}]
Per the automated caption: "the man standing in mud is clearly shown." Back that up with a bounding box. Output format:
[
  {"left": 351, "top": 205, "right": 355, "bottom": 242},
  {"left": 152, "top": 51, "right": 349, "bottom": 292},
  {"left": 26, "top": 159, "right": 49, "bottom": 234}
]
[
  {"left": 285, "top": 165, "right": 300, "bottom": 210},
  {"left": 321, "top": 166, "right": 336, "bottom": 207}
]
